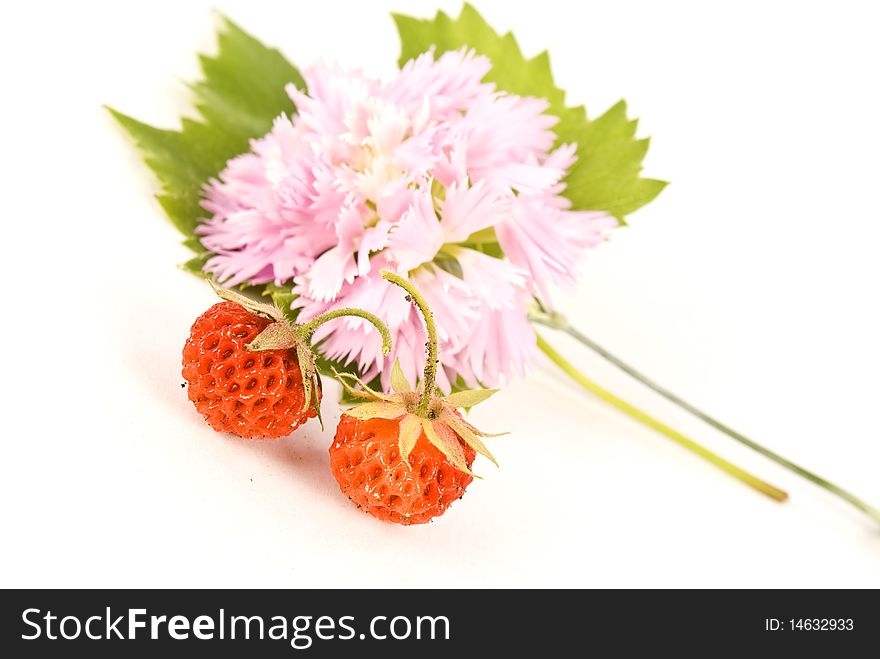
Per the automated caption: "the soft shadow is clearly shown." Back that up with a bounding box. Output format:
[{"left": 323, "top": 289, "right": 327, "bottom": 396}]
[{"left": 222, "top": 385, "right": 361, "bottom": 514}]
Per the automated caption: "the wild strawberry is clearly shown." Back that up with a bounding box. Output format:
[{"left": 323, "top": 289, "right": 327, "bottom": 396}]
[
  {"left": 330, "top": 412, "right": 479, "bottom": 525},
  {"left": 329, "top": 270, "right": 503, "bottom": 525},
  {"left": 182, "top": 286, "right": 390, "bottom": 440},
  {"left": 183, "top": 301, "right": 315, "bottom": 438}
]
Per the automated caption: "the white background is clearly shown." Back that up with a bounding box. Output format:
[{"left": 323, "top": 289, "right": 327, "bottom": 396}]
[{"left": 2, "top": 0, "right": 878, "bottom": 588}]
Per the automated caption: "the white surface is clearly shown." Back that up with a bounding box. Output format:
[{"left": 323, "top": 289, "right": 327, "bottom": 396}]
[{"left": 1, "top": 0, "right": 878, "bottom": 588}]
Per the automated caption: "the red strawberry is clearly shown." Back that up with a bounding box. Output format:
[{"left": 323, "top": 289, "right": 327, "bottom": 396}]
[
  {"left": 182, "top": 287, "right": 391, "bottom": 440},
  {"left": 330, "top": 414, "right": 476, "bottom": 525},
  {"left": 182, "top": 301, "right": 316, "bottom": 439},
  {"left": 328, "top": 270, "right": 503, "bottom": 525}
]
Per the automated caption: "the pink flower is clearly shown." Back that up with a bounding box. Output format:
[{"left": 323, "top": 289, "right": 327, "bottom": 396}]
[{"left": 199, "top": 48, "right": 614, "bottom": 387}]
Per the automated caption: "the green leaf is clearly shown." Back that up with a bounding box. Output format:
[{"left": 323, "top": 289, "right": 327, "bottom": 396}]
[
  {"left": 107, "top": 111, "right": 232, "bottom": 239},
  {"left": 295, "top": 342, "right": 323, "bottom": 426},
  {"left": 332, "top": 370, "right": 396, "bottom": 403},
  {"left": 461, "top": 227, "right": 498, "bottom": 244},
  {"left": 445, "top": 388, "right": 499, "bottom": 409},
  {"left": 109, "top": 15, "right": 303, "bottom": 246},
  {"left": 423, "top": 419, "right": 473, "bottom": 476},
  {"left": 447, "top": 372, "right": 481, "bottom": 396},
  {"left": 398, "top": 414, "right": 423, "bottom": 463},
  {"left": 433, "top": 253, "right": 464, "bottom": 279},
  {"left": 393, "top": 3, "right": 666, "bottom": 222},
  {"left": 441, "top": 413, "right": 499, "bottom": 467},
  {"left": 191, "top": 18, "right": 304, "bottom": 142},
  {"left": 262, "top": 282, "right": 299, "bottom": 323},
  {"left": 390, "top": 358, "right": 412, "bottom": 393},
  {"left": 245, "top": 321, "right": 297, "bottom": 351},
  {"left": 345, "top": 401, "right": 406, "bottom": 421},
  {"left": 322, "top": 360, "right": 384, "bottom": 404},
  {"left": 450, "top": 412, "right": 508, "bottom": 439},
  {"left": 211, "top": 284, "right": 285, "bottom": 321},
  {"left": 179, "top": 253, "right": 212, "bottom": 279}
]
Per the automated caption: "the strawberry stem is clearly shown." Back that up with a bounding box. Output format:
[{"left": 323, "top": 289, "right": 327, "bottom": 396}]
[
  {"left": 381, "top": 270, "right": 437, "bottom": 416},
  {"left": 298, "top": 308, "right": 392, "bottom": 356},
  {"left": 533, "top": 314, "right": 880, "bottom": 525},
  {"left": 536, "top": 333, "right": 788, "bottom": 502}
]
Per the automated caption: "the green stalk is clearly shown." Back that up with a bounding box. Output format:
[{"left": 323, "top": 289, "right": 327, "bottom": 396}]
[
  {"left": 298, "top": 307, "right": 392, "bottom": 355},
  {"left": 533, "top": 314, "right": 880, "bottom": 524},
  {"left": 381, "top": 270, "right": 438, "bottom": 416},
  {"left": 536, "top": 333, "right": 788, "bottom": 502}
]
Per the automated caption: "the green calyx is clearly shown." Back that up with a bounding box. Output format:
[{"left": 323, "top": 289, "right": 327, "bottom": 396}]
[
  {"left": 336, "top": 366, "right": 503, "bottom": 477},
  {"left": 212, "top": 285, "right": 391, "bottom": 428},
  {"left": 337, "top": 271, "right": 505, "bottom": 476}
]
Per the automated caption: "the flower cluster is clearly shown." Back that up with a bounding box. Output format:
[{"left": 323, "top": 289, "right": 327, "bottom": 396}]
[{"left": 199, "top": 48, "right": 614, "bottom": 389}]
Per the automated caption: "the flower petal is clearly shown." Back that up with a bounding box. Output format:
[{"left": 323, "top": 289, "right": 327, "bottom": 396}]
[
  {"left": 439, "top": 178, "right": 508, "bottom": 243},
  {"left": 386, "top": 188, "right": 443, "bottom": 271}
]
